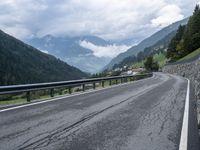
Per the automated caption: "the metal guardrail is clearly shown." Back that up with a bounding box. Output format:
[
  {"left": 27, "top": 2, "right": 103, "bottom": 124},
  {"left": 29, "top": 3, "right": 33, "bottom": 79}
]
[{"left": 0, "top": 73, "right": 153, "bottom": 102}]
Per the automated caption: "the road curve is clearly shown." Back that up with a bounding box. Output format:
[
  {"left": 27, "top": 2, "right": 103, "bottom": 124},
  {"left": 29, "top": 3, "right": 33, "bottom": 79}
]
[{"left": 0, "top": 72, "right": 199, "bottom": 150}]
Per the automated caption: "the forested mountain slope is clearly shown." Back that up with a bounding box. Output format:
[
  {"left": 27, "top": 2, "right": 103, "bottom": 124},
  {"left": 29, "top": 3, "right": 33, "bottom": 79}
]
[{"left": 0, "top": 30, "right": 88, "bottom": 86}]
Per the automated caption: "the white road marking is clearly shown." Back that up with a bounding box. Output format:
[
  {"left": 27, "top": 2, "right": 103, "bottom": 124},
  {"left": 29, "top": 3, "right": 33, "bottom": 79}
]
[
  {"left": 0, "top": 75, "right": 154, "bottom": 113},
  {"left": 179, "top": 79, "right": 190, "bottom": 150}
]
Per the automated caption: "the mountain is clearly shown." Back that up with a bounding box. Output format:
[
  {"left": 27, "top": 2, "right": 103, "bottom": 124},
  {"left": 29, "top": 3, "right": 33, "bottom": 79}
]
[
  {"left": 0, "top": 30, "right": 88, "bottom": 86},
  {"left": 27, "top": 35, "right": 111, "bottom": 73},
  {"left": 112, "top": 30, "right": 177, "bottom": 69},
  {"left": 105, "top": 18, "right": 189, "bottom": 69}
]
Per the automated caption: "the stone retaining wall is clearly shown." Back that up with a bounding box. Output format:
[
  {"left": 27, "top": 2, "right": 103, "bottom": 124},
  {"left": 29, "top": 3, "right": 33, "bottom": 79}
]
[
  {"left": 163, "top": 58, "right": 200, "bottom": 100},
  {"left": 163, "top": 58, "right": 200, "bottom": 119}
]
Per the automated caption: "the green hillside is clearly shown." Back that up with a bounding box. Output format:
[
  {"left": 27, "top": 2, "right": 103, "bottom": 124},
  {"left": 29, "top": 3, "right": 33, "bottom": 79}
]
[
  {"left": 177, "top": 48, "right": 200, "bottom": 62},
  {"left": 0, "top": 30, "right": 88, "bottom": 86}
]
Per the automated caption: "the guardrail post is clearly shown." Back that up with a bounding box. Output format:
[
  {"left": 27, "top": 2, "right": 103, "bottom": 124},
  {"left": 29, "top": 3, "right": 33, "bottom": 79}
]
[
  {"left": 69, "top": 87, "right": 72, "bottom": 94},
  {"left": 50, "top": 88, "right": 54, "bottom": 97},
  {"left": 26, "top": 91, "right": 31, "bottom": 102},
  {"left": 0, "top": 74, "right": 153, "bottom": 103},
  {"left": 102, "top": 81, "right": 104, "bottom": 88},
  {"left": 93, "top": 82, "right": 96, "bottom": 89},
  {"left": 82, "top": 84, "right": 85, "bottom": 91},
  {"left": 121, "top": 78, "right": 123, "bottom": 84},
  {"left": 131, "top": 77, "right": 134, "bottom": 81}
]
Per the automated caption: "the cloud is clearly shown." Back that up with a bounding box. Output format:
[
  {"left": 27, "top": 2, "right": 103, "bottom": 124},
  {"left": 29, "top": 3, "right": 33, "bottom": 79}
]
[
  {"left": 79, "top": 40, "right": 131, "bottom": 58},
  {"left": 0, "top": 0, "right": 199, "bottom": 41},
  {"left": 40, "top": 50, "right": 49, "bottom": 54},
  {"left": 151, "top": 4, "right": 184, "bottom": 28},
  {"left": 198, "top": 0, "right": 200, "bottom": 5}
]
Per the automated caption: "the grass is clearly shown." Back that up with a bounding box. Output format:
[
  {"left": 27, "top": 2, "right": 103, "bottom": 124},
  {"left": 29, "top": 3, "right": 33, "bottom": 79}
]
[
  {"left": 0, "top": 98, "right": 27, "bottom": 105},
  {"left": 177, "top": 48, "right": 200, "bottom": 62}
]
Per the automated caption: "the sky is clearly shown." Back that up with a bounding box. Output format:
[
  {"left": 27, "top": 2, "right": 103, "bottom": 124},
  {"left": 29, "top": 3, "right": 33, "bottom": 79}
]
[{"left": 0, "top": 0, "right": 200, "bottom": 58}]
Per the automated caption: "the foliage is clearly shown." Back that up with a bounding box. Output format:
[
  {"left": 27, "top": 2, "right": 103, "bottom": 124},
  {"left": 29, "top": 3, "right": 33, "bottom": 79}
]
[
  {"left": 166, "top": 25, "right": 186, "bottom": 61},
  {"left": 144, "top": 56, "right": 159, "bottom": 71},
  {"left": 131, "top": 53, "right": 166, "bottom": 69},
  {"left": 167, "top": 5, "right": 200, "bottom": 62},
  {"left": 177, "top": 48, "right": 200, "bottom": 62},
  {"left": 153, "top": 53, "right": 167, "bottom": 67}
]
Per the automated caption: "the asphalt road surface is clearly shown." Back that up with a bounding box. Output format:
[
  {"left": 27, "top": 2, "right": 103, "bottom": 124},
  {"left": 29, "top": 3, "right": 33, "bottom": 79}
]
[{"left": 0, "top": 73, "right": 199, "bottom": 150}]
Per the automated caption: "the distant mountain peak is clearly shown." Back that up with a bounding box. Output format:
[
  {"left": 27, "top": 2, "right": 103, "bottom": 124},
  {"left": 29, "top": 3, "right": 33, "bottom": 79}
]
[{"left": 27, "top": 35, "right": 111, "bottom": 73}]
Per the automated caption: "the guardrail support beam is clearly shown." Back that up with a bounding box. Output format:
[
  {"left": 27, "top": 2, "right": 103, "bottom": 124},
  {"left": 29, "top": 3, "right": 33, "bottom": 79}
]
[
  {"left": 121, "top": 78, "right": 123, "bottom": 83},
  {"left": 50, "top": 88, "right": 54, "bottom": 97},
  {"left": 26, "top": 91, "right": 31, "bottom": 102},
  {"left": 93, "top": 82, "right": 96, "bottom": 89},
  {"left": 109, "top": 80, "right": 112, "bottom": 86},
  {"left": 102, "top": 81, "right": 104, "bottom": 88},
  {"left": 69, "top": 87, "right": 72, "bottom": 94},
  {"left": 82, "top": 84, "right": 85, "bottom": 91}
]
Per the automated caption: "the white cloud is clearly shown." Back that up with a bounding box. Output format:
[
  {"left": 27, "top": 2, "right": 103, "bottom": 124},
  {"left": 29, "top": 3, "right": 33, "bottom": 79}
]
[
  {"left": 198, "top": 0, "right": 200, "bottom": 5},
  {"left": 79, "top": 40, "right": 131, "bottom": 58},
  {"left": 40, "top": 50, "right": 49, "bottom": 54},
  {"left": 0, "top": 0, "right": 198, "bottom": 41},
  {"left": 151, "top": 4, "right": 184, "bottom": 28},
  {"left": 1, "top": 25, "right": 31, "bottom": 39}
]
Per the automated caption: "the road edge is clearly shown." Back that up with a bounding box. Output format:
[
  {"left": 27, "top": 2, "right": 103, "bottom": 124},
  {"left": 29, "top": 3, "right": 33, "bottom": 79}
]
[
  {"left": 179, "top": 79, "right": 190, "bottom": 150},
  {"left": 0, "top": 74, "right": 155, "bottom": 113}
]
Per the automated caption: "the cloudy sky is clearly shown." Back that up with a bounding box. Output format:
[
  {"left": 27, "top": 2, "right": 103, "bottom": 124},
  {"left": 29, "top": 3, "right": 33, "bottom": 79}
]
[{"left": 0, "top": 0, "right": 199, "bottom": 43}]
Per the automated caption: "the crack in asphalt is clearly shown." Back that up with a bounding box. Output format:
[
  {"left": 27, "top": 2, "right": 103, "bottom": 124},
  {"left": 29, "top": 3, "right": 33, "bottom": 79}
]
[{"left": 16, "top": 83, "right": 163, "bottom": 150}]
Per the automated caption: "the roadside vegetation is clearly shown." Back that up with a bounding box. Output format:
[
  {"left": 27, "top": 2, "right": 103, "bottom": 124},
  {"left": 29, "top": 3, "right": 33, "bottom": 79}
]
[
  {"left": 131, "top": 52, "right": 166, "bottom": 69},
  {"left": 144, "top": 56, "right": 159, "bottom": 71},
  {"left": 177, "top": 48, "right": 200, "bottom": 62},
  {"left": 167, "top": 5, "right": 200, "bottom": 62}
]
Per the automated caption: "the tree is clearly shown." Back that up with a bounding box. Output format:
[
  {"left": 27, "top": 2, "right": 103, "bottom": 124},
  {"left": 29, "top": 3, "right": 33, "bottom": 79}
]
[
  {"left": 183, "top": 4, "right": 200, "bottom": 52},
  {"left": 144, "top": 56, "right": 153, "bottom": 71},
  {"left": 166, "top": 25, "right": 185, "bottom": 61},
  {"left": 152, "top": 61, "right": 159, "bottom": 71},
  {"left": 167, "top": 5, "right": 200, "bottom": 62},
  {"left": 144, "top": 56, "right": 159, "bottom": 71}
]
